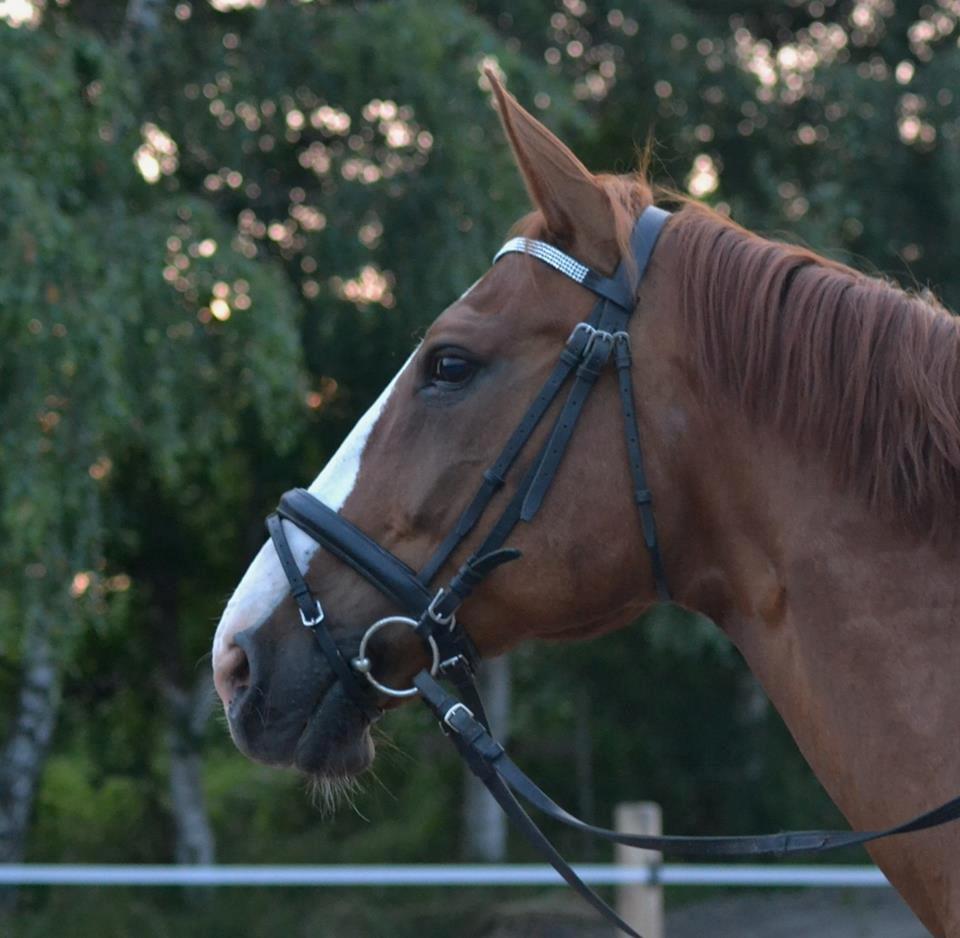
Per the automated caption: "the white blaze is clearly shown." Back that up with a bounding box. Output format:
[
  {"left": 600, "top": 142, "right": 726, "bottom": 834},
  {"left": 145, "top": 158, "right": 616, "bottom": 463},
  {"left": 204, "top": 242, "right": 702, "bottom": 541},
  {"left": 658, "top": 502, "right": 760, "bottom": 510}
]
[{"left": 211, "top": 349, "right": 417, "bottom": 664}]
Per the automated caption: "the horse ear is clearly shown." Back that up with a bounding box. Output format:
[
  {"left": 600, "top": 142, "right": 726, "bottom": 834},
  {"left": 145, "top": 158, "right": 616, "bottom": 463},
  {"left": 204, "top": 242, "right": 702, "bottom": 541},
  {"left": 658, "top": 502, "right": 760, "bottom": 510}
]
[{"left": 487, "top": 69, "right": 618, "bottom": 272}]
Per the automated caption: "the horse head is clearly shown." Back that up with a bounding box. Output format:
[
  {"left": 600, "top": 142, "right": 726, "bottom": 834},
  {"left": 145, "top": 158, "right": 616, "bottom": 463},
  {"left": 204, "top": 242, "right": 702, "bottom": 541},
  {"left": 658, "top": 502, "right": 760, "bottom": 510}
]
[{"left": 210, "top": 76, "right": 686, "bottom": 778}]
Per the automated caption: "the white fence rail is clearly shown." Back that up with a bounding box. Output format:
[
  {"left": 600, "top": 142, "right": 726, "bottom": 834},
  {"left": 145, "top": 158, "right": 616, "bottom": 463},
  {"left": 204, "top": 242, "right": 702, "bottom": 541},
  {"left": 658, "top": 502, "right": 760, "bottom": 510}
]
[
  {"left": 0, "top": 863, "right": 890, "bottom": 888},
  {"left": 2, "top": 801, "right": 893, "bottom": 935}
]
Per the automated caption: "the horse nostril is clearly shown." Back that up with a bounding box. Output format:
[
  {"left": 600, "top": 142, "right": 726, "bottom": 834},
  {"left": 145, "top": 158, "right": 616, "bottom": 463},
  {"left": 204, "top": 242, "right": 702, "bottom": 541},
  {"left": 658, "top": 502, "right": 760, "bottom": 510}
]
[{"left": 214, "top": 643, "right": 251, "bottom": 708}]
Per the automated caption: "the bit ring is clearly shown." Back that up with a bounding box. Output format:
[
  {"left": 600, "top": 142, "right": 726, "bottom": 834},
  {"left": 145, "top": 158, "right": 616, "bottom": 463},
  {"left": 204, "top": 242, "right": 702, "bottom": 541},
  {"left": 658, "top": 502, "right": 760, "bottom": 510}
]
[{"left": 350, "top": 616, "right": 439, "bottom": 698}]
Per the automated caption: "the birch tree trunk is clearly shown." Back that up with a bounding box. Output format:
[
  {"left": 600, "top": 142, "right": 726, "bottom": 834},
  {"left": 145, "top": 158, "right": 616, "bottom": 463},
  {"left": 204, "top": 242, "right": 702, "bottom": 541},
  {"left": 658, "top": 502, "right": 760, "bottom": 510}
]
[
  {"left": 163, "top": 675, "right": 216, "bottom": 867},
  {"left": 0, "top": 606, "right": 62, "bottom": 910},
  {"left": 461, "top": 655, "right": 511, "bottom": 861}
]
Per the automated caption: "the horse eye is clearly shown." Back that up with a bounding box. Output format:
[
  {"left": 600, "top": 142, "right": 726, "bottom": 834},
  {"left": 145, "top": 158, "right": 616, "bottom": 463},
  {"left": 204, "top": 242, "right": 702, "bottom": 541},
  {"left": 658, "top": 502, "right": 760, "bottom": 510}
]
[{"left": 429, "top": 354, "right": 476, "bottom": 387}]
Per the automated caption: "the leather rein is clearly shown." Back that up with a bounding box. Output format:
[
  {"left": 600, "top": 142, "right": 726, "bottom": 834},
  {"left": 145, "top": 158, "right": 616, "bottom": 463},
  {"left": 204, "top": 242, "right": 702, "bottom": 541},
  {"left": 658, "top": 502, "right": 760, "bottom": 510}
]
[{"left": 266, "top": 206, "right": 960, "bottom": 936}]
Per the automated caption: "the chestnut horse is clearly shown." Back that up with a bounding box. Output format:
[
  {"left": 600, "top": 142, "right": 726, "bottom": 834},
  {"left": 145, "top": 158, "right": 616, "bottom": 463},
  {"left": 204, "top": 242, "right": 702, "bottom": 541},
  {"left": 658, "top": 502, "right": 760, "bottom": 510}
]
[{"left": 212, "top": 76, "right": 960, "bottom": 935}]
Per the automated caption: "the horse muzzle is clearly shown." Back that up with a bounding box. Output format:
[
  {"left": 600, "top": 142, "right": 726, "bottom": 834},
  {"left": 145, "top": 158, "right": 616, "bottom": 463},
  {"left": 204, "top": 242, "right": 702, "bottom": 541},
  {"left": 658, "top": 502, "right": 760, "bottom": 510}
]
[{"left": 224, "top": 614, "right": 378, "bottom": 777}]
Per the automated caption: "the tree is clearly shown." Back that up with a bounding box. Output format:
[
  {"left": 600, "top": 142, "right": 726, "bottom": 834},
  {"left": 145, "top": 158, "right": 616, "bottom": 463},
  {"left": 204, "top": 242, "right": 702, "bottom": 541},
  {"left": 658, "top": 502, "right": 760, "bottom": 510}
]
[
  {"left": 0, "top": 16, "right": 303, "bottom": 874},
  {"left": 4, "top": 6, "right": 959, "bottom": 926},
  {"left": 78, "top": 0, "right": 586, "bottom": 867},
  {"left": 1, "top": 0, "right": 582, "bottom": 876},
  {"left": 475, "top": 0, "right": 960, "bottom": 305}
]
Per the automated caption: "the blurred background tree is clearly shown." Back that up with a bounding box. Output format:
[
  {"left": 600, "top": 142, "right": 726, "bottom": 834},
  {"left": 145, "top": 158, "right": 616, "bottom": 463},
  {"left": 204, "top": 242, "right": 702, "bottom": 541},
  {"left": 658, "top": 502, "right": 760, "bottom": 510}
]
[{"left": 1, "top": 0, "right": 957, "bottom": 934}]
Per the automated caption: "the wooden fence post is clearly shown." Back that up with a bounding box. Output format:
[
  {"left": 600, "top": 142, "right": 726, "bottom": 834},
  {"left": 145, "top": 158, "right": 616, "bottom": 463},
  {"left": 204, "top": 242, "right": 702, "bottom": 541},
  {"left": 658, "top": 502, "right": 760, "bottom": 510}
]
[{"left": 614, "top": 801, "right": 663, "bottom": 938}]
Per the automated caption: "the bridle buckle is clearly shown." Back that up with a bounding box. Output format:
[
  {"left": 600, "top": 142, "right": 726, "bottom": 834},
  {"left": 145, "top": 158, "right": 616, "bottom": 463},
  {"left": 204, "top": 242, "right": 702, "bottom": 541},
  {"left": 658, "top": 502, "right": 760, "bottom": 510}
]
[
  {"left": 582, "top": 327, "right": 615, "bottom": 362},
  {"left": 426, "top": 588, "right": 457, "bottom": 629},
  {"left": 299, "top": 599, "right": 325, "bottom": 628},
  {"left": 441, "top": 701, "right": 475, "bottom": 735},
  {"left": 565, "top": 321, "right": 596, "bottom": 352}
]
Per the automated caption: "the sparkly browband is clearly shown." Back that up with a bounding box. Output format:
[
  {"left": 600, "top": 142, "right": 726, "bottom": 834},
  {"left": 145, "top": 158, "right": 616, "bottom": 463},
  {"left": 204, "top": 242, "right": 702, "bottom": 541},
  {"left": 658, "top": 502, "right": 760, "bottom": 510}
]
[
  {"left": 488, "top": 210, "right": 678, "bottom": 313},
  {"left": 493, "top": 237, "right": 591, "bottom": 284}
]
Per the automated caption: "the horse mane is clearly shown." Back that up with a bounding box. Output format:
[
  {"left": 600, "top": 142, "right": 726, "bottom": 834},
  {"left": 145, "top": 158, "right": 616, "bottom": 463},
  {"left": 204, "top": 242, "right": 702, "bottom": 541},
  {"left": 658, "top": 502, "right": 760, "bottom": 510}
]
[
  {"left": 662, "top": 199, "right": 960, "bottom": 542},
  {"left": 511, "top": 170, "right": 960, "bottom": 540}
]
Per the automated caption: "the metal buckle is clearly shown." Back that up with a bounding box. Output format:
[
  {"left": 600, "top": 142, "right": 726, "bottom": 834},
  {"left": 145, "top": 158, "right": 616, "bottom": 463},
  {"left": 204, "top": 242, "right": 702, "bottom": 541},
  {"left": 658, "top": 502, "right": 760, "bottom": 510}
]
[
  {"left": 442, "top": 701, "right": 475, "bottom": 734},
  {"left": 439, "top": 653, "right": 472, "bottom": 675},
  {"left": 583, "top": 327, "right": 613, "bottom": 357},
  {"left": 299, "top": 600, "right": 324, "bottom": 628},
  {"left": 566, "top": 321, "right": 596, "bottom": 352},
  {"left": 350, "top": 616, "right": 440, "bottom": 699},
  {"left": 427, "top": 588, "right": 457, "bottom": 629}
]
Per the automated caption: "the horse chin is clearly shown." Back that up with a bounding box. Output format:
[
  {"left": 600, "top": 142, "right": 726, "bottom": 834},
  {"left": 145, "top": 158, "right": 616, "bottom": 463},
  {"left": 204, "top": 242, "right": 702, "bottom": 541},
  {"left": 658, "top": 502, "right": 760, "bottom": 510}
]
[{"left": 293, "top": 682, "right": 377, "bottom": 780}]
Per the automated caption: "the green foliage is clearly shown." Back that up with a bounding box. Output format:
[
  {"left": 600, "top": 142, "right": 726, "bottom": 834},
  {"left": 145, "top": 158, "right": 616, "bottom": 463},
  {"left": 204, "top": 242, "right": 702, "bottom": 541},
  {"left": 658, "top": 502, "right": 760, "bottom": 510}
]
[
  {"left": 3, "top": 1, "right": 958, "bottom": 930},
  {"left": 8, "top": 883, "right": 555, "bottom": 938},
  {"left": 136, "top": 0, "right": 584, "bottom": 468},
  {"left": 0, "top": 18, "right": 303, "bottom": 666},
  {"left": 33, "top": 755, "right": 148, "bottom": 862}
]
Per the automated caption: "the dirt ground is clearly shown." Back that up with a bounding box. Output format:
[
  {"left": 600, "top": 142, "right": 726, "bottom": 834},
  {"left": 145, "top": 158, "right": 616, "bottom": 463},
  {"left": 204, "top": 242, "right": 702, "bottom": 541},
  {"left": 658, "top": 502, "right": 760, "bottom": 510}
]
[
  {"left": 477, "top": 888, "right": 929, "bottom": 937},
  {"left": 666, "top": 889, "right": 928, "bottom": 938}
]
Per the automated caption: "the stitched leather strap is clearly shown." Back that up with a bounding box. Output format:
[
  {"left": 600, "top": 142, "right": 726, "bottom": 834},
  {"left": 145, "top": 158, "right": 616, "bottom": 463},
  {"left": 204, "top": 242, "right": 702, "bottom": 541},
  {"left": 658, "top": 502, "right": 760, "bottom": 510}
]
[
  {"left": 266, "top": 513, "right": 380, "bottom": 719},
  {"left": 266, "top": 513, "right": 321, "bottom": 624}
]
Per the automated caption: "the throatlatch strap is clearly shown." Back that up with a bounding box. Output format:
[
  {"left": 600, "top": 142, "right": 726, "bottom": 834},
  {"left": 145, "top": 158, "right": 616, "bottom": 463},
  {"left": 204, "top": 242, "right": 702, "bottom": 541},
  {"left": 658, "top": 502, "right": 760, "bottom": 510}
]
[{"left": 613, "top": 335, "right": 669, "bottom": 600}]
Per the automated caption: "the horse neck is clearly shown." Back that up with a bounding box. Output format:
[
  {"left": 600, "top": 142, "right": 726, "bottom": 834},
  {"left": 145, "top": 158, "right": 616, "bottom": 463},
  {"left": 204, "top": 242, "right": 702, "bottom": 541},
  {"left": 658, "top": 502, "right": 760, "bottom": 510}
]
[
  {"left": 635, "top": 242, "right": 960, "bottom": 931},
  {"left": 667, "top": 405, "right": 960, "bottom": 821}
]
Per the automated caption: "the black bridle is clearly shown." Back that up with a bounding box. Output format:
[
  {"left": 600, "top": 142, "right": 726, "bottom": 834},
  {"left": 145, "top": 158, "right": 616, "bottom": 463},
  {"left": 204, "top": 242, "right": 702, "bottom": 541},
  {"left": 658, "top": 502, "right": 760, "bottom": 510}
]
[{"left": 266, "top": 206, "right": 960, "bottom": 936}]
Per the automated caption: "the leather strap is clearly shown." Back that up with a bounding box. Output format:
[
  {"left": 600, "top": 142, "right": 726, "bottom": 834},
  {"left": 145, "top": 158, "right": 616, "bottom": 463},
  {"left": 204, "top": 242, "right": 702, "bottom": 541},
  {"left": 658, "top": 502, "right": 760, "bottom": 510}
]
[
  {"left": 613, "top": 334, "right": 669, "bottom": 600},
  {"left": 418, "top": 318, "right": 598, "bottom": 585},
  {"left": 417, "top": 549, "right": 522, "bottom": 673},
  {"left": 278, "top": 489, "right": 433, "bottom": 614},
  {"left": 626, "top": 206, "right": 671, "bottom": 288},
  {"left": 418, "top": 669, "right": 960, "bottom": 860},
  {"left": 436, "top": 549, "right": 522, "bottom": 614},
  {"left": 266, "top": 514, "right": 380, "bottom": 719},
  {"left": 520, "top": 329, "right": 615, "bottom": 521},
  {"left": 415, "top": 671, "right": 644, "bottom": 938},
  {"left": 266, "top": 513, "right": 321, "bottom": 624}
]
